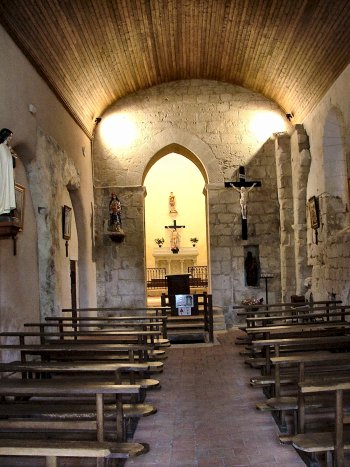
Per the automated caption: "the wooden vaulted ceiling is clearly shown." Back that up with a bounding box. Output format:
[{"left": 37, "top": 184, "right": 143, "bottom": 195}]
[{"left": 1, "top": 0, "right": 350, "bottom": 137}]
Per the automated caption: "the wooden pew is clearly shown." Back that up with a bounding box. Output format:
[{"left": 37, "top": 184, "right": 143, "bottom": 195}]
[
  {"left": 0, "top": 359, "right": 160, "bottom": 392},
  {"left": 235, "top": 302, "right": 344, "bottom": 345},
  {"left": 0, "top": 439, "right": 148, "bottom": 467},
  {"left": 0, "top": 362, "right": 159, "bottom": 450},
  {"left": 0, "top": 378, "right": 141, "bottom": 441},
  {"left": 246, "top": 321, "right": 350, "bottom": 343},
  {"left": 234, "top": 301, "right": 342, "bottom": 317},
  {"left": 292, "top": 379, "right": 350, "bottom": 467},
  {"left": 251, "top": 334, "right": 350, "bottom": 378},
  {"left": 245, "top": 308, "right": 350, "bottom": 328},
  {"left": 251, "top": 334, "right": 350, "bottom": 433},
  {"left": 270, "top": 352, "right": 350, "bottom": 433},
  {"left": 16, "top": 327, "right": 167, "bottom": 362},
  {"left": 0, "top": 343, "right": 165, "bottom": 377},
  {"left": 46, "top": 315, "right": 169, "bottom": 341},
  {"left": 62, "top": 306, "right": 169, "bottom": 335},
  {"left": 0, "top": 330, "right": 167, "bottom": 361}
]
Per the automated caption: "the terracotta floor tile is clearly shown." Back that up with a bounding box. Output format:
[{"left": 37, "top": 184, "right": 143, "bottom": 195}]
[
  {"left": 0, "top": 330, "right": 309, "bottom": 467},
  {"left": 125, "top": 330, "right": 307, "bottom": 466}
]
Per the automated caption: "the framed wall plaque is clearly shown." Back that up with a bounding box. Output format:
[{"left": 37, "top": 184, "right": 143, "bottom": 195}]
[
  {"left": 14, "top": 183, "right": 25, "bottom": 230},
  {"left": 308, "top": 196, "right": 319, "bottom": 230},
  {"left": 62, "top": 205, "right": 72, "bottom": 240}
]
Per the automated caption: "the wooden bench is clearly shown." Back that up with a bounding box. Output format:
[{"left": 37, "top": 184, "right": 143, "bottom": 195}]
[
  {"left": 21, "top": 324, "right": 164, "bottom": 347},
  {"left": 291, "top": 379, "right": 350, "bottom": 467},
  {"left": 0, "top": 439, "right": 148, "bottom": 467},
  {"left": 0, "top": 361, "right": 157, "bottom": 457},
  {"left": 234, "top": 300, "right": 342, "bottom": 316},
  {"left": 0, "top": 343, "right": 165, "bottom": 381},
  {"left": 251, "top": 334, "right": 350, "bottom": 376},
  {"left": 0, "top": 378, "right": 141, "bottom": 442},
  {"left": 245, "top": 308, "right": 350, "bottom": 328},
  {"left": 235, "top": 302, "right": 345, "bottom": 345},
  {"left": 0, "top": 359, "right": 160, "bottom": 391},
  {"left": 0, "top": 331, "right": 167, "bottom": 363},
  {"left": 262, "top": 351, "right": 350, "bottom": 432},
  {"left": 48, "top": 314, "right": 169, "bottom": 340}
]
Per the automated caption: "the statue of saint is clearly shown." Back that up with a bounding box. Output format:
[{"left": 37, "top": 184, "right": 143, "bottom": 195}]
[
  {"left": 0, "top": 128, "right": 17, "bottom": 216},
  {"left": 169, "top": 192, "right": 177, "bottom": 213},
  {"left": 245, "top": 251, "right": 259, "bottom": 286},
  {"left": 108, "top": 192, "right": 122, "bottom": 231}
]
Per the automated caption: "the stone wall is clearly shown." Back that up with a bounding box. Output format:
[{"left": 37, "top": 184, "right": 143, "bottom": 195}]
[
  {"left": 94, "top": 186, "right": 146, "bottom": 308},
  {"left": 93, "top": 80, "right": 286, "bottom": 315},
  {"left": 209, "top": 139, "right": 281, "bottom": 325},
  {"left": 302, "top": 64, "right": 350, "bottom": 303}
]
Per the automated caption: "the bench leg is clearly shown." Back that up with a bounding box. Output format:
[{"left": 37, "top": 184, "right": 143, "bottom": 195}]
[
  {"left": 326, "top": 451, "right": 333, "bottom": 467},
  {"left": 46, "top": 456, "right": 58, "bottom": 467},
  {"left": 97, "top": 458, "right": 106, "bottom": 467}
]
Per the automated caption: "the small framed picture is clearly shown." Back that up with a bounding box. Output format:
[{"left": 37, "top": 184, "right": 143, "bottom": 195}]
[
  {"left": 62, "top": 205, "right": 72, "bottom": 240},
  {"left": 308, "top": 196, "right": 319, "bottom": 230},
  {"left": 14, "top": 183, "right": 25, "bottom": 230}
]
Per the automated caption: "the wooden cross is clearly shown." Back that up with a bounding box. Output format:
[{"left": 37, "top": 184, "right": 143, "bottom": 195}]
[
  {"left": 164, "top": 219, "right": 186, "bottom": 231},
  {"left": 165, "top": 219, "right": 185, "bottom": 251},
  {"left": 225, "top": 166, "right": 261, "bottom": 239}
]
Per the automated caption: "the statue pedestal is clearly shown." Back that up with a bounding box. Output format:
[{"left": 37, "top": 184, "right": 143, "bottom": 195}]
[{"left": 104, "top": 222, "right": 125, "bottom": 243}]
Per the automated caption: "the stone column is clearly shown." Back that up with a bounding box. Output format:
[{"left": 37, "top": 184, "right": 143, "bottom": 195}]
[
  {"left": 275, "top": 133, "right": 295, "bottom": 301},
  {"left": 290, "top": 125, "right": 311, "bottom": 294}
]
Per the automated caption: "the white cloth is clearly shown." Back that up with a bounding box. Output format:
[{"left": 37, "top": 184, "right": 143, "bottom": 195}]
[{"left": 0, "top": 142, "right": 16, "bottom": 215}]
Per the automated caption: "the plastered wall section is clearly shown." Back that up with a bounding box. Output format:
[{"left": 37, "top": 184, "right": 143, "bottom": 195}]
[
  {"left": 302, "top": 64, "right": 350, "bottom": 303},
  {"left": 0, "top": 25, "right": 96, "bottom": 361}
]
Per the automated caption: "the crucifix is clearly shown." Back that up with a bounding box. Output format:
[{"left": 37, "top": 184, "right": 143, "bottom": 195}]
[
  {"left": 225, "top": 166, "right": 261, "bottom": 240},
  {"left": 165, "top": 219, "right": 185, "bottom": 251}
]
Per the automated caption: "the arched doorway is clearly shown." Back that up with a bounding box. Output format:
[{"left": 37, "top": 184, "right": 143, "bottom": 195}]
[{"left": 143, "top": 151, "right": 208, "bottom": 304}]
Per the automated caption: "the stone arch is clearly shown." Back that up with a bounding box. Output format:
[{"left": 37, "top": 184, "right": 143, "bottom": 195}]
[
  {"left": 323, "top": 106, "right": 347, "bottom": 202},
  {"left": 127, "top": 128, "right": 221, "bottom": 186}
]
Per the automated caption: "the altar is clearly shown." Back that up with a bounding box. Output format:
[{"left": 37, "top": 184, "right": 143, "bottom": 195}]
[{"left": 153, "top": 247, "right": 198, "bottom": 275}]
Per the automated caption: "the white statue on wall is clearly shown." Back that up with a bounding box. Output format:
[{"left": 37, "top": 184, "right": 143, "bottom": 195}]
[{"left": 0, "top": 128, "right": 17, "bottom": 216}]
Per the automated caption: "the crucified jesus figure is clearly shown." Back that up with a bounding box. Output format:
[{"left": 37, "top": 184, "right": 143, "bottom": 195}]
[{"left": 232, "top": 183, "right": 257, "bottom": 219}]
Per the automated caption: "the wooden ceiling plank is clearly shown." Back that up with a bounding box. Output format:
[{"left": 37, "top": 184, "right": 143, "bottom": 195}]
[{"left": 1, "top": 0, "right": 350, "bottom": 131}]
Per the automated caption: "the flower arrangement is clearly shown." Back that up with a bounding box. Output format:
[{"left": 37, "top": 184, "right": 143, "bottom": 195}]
[
  {"left": 241, "top": 297, "right": 263, "bottom": 306},
  {"left": 190, "top": 237, "right": 198, "bottom": 246},
  {"left": 154, "top": 237, "right": 165, "bottom": 246}
]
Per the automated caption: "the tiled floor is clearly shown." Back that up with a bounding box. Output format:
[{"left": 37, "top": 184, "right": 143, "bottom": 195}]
[
  {"left": 126, "top": 329, "right": 306, "bottom": 467},
  {"left": 0, "top": 329, "right": 326, "bottom": 466}
]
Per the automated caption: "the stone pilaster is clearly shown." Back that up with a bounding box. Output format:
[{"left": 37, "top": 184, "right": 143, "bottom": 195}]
[
  {"left": 275, "top": 133, "right": 295, "bottom": 301},
  {"left": 290, "top": 125, "right": 312, "bottom": 294}
]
